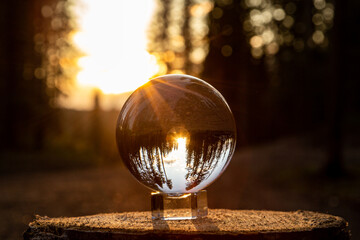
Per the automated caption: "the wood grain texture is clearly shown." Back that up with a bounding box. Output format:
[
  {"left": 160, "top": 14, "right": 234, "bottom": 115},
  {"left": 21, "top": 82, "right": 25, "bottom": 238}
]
[{"left": 24, "top": 209, "right": 350, "bottom": 239}]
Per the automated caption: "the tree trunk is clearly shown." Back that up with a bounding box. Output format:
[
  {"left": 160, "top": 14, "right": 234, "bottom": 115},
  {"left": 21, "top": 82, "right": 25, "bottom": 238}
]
[{"left": 325, "top": 0, "right": 348, "bottom": 177}]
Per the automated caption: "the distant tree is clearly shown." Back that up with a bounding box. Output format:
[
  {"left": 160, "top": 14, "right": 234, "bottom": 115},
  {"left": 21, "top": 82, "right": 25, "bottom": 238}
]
[
  {"left": 147, "top": 0, "right": 172, "bottom": 73},
  {"left": 91, "top": 90, "right": 102, "bottom": 154},
  {"left": 147, "top": 0, "right": 210, "bottom": 76},
  {"left": 204, "top": 0, "right": 336, "bottom": 133},
  {"left": 183, "top": 0, "right": 192, "bottom": 74},
  {"left": 203, "top": 0, "right": 350, "bottom": 177},
  {"left": 324, "top": 0, "right": 349, "bottom": 177},
  {"left": 202, "top": 0, "right": 270, "bottom": 145},
  {"left": 0, "top": 0, "right": 77, "bottom": 150},
  {"left": 147, "top": 0, "right": 357, "bottom": 177}
]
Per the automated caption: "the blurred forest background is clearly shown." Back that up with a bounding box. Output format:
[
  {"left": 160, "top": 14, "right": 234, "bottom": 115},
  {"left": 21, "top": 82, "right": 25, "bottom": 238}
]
[{"left": 1, "top": 0, "right": 360, "bottom": 239}]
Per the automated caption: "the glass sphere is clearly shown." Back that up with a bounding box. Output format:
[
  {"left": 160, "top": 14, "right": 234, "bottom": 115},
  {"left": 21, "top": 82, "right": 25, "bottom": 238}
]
[{"left": 116, "top": 74, "right": 236, "bottom": 194}]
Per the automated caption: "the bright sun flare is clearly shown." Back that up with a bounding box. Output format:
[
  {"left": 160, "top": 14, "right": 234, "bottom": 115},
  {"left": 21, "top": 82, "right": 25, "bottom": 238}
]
[
  {"left": 72, "top": 0, "right": 158, "bottom": 94},
  {"left": 62, "top": 0, "right": 158, "bottom": 110},
  {"left": 163, "top": 137, "right": 188, "bottom": 164}
]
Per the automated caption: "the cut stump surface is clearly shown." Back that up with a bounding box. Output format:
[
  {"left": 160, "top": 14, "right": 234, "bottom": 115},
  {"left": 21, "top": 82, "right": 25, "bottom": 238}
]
[{"left": 24, "top": 209, "right": 350, "bottom": 239}]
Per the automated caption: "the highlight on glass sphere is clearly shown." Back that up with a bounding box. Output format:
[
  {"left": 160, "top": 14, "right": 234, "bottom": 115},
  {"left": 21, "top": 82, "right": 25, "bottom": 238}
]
[{"left": 116, "top": 74, "right": 236, "bottom": 194}]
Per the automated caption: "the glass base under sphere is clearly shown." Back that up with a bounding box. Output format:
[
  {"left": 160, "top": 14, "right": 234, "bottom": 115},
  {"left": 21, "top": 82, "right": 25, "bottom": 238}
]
[
  {"left": 116, "top": 74, "right": 236, "bottom": 220},
  {"left": 151, "top": 190, "right": 208, "bottom": 220}
]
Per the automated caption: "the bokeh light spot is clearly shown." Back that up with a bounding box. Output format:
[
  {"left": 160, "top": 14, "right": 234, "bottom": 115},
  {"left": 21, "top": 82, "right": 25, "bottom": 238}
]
[
  {"left": 261, "top": 29, "right": 275, "bottom": 44},
  {"left": 250, "top": 35, "right": 263, "bottom": 48},
  {"left": 262, "top": 10, "right": 273, "bottom": 23},
  {"left": 251, "top": 47, "right": 263, "bottom": 58},
  {"left": 34, "top": 68, "right": 46, "bottom": 79},
  {"left": 312, "top": 30, "right": 325, "bottom": 44},
  {"left": 190, "top": 48, "right": 206, "bottom": 64},
  {"left": 312, "top": 13, "right": 324, "bottom": 26},
  {"left": 41, "top": 6, "right": 53, "bottom": 18},
  {"left": 190, "top": 2, "right": 213, "bottom": 17},
  {"left": 314, "top": 0, "right": 326, "bottom": 10},
  {"left": 266, "top": 42, "right": 279, "bottom": 55},
  {"left": 323, "top": 7, "right": 334, "bottom": 21},
  {"left": 245, "top": 0, "right": 262, "bottom": 8},
  {"left": 273, "top": 8, "right": 286, "bottom": 21},
  {"left": 212, "top": 7, "right": 223, "bottom": 19},
  {"left": 285, "top": 2, "right": 297, "bottom": 15},
  {"left": 221, "top": 45, "right": 233, "bottom": 57},
  {"left": 293, "top": 39, "right": 305, "bottom": 52},
  {"left": 282, "top": 16, "right": 294, "bottom": 28}
]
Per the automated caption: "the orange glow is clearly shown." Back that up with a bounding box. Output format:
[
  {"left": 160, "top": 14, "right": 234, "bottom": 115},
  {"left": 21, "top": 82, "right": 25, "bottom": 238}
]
[
  {"left": 163, "top": 137, "right": 188, "bottom": 164},
  {"left": 176, "top": 137, "right": 187, "bottom": 146},
  {"left": 61, "top": 0, "right": 159, "bottom": 110},
  {"left": 72, "top": 0, "right": 158, "bottom": 94},
  {"left": 190, "top": 2, "right": 213, "bottom": 17}
]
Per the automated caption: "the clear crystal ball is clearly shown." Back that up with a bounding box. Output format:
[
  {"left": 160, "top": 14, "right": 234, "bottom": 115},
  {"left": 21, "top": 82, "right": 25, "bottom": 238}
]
[{"left": 116, "top": 74, "right": 236, "bottom": 193}]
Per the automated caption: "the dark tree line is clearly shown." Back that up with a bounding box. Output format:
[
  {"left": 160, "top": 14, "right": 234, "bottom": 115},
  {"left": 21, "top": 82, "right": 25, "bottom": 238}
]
[
  {"left": 117, "top": 129, "right": 234, "bottom": 192},
  {"left": 0, "top": 0, "right": 76, "bottom": 151},
  {"left": 0, "top": 0, "right": 358, "bottom": 177},
  {"left": 147, "top": 0, "right": 360, "bottom": 177}
]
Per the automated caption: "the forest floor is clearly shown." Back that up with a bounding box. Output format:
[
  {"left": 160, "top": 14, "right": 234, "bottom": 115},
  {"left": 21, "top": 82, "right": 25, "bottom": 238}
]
[{"left": 1, "top": 134, "right": 359, "bottom": 240}]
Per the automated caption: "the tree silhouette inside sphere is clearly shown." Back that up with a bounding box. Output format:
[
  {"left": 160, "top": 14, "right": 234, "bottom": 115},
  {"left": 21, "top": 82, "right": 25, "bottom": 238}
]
[{"left": 116, "top": 74, "right": 236, "bottom": 220}]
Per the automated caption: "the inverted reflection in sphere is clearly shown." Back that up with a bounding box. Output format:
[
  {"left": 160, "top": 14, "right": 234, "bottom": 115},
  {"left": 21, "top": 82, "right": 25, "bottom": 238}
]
[{"left": 116, "top": 74, "right": 236, "bottom": 194}]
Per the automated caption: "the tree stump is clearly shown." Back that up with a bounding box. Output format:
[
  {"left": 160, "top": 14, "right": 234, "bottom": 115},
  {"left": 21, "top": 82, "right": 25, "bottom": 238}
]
[{"left": 24, "top": 209, "right": 350, "bottom": 240}]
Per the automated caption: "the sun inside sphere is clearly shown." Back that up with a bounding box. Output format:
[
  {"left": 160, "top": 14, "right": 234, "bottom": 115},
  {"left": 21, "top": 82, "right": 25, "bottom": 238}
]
[{"left": 116, "top": 74, "right": 236, "bottom": 194}]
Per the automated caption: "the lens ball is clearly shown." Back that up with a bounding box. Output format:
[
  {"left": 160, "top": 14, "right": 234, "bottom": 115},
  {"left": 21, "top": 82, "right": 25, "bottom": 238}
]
[{"left": 116, "top": 74, "right": 236, "bottom": 193}]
